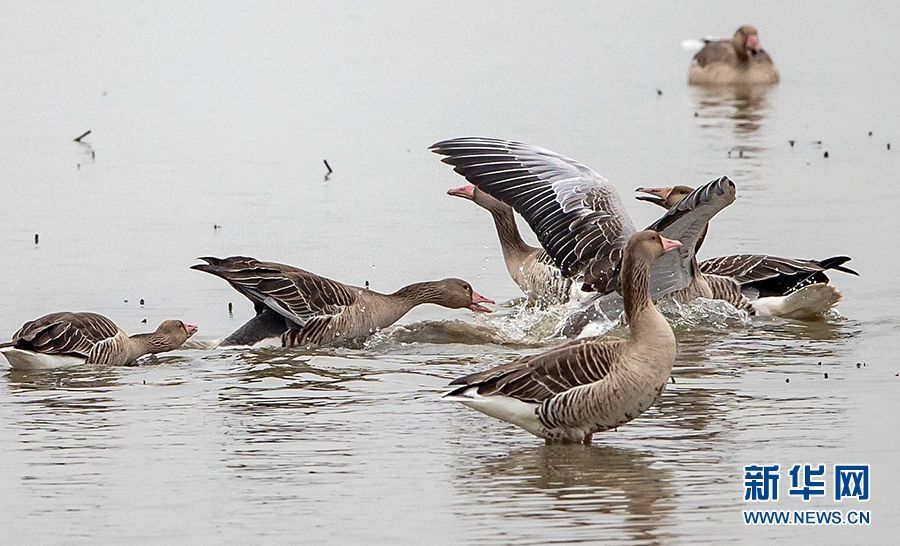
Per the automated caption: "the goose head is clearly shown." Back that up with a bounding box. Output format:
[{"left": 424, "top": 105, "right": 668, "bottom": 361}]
[
  {"left": 733, "top": 25, "right": 761, "bottom": 59},
  {"left": 448, "top": 184, "right": 509, "bottom": 214},
  {"left": 433, "top": 278, "right": 495, "bottom": 313},
  {"left": 625, "top": 230, "right": 683, "bottom": 263},
  {"left": 635, "top": 185, "right": 694, "bottom": 209},
  {"left": 146, "top": 320, "right": 198, "bottom": 353}
]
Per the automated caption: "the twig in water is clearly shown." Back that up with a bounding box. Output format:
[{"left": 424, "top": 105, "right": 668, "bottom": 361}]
[{"left": 74, "top": 130, "right": 92, "bottom": 142}]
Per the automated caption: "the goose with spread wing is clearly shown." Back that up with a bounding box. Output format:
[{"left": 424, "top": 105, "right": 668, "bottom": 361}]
[
  {"left": 636, "top": 185, "right": 855, "bottom": 315},
  {"left": 431, "top": 138, "right": 736, "bottom": 323},
  {"left": 0, "top": 312, "right": 197, "bottom": 370},
  {"left": 192, "top": 257, "right": 494, "bottom": 348},
  {"left": 447, "top": 183, "right": 571, "bottom": 305},
  {"left": 443, "top": 230, "right": 682, "bottom": 444}
]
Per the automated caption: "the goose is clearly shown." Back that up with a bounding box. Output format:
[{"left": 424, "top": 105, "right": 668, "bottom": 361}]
[
  {"left": 447, "top": 183, "right": 571, "bottom": 305},
  {"left": 443, "top": 230, "right": 682, "bottom": 444},
  {"left": 192, "top": 257, "right": 494, "bottom": 348},
  {"left": 688, "top": 25, "right": 779, "bottom": 85},
  {"left": 636, "top": 185, "right": 859, "bottom": 297},
  {"left": 431, "top": 137, "right": 736, "bottom": 335},
  {"left": 0, "top": 312, "right": 197, "bottom": 370}
]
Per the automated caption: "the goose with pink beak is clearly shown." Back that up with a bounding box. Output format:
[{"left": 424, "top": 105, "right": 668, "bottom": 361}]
[{"left": 447, "top": 183, "right": 573, "bottom": 305}]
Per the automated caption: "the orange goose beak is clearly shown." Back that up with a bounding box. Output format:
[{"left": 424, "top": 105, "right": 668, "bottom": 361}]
[
  {"left": 448, "top": 184, "right": 476, "bottom": 200},
  {"left": 469, "top": 290, "right": 495, "bottom": 313},
  {"left": 184, "top": 324, "right": 199, "bottom": 337},
  {"left": 660, "top": 237, "right": 682, "bottom": 253}
]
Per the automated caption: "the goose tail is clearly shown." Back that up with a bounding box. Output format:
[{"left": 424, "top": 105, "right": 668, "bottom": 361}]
[{"left": 752, "top": 283, "right": 842, "bottom": 319}]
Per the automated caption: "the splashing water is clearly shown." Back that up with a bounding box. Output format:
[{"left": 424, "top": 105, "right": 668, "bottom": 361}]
[{"left": 658, "top": 298, "right": 752, "bottom": 330}]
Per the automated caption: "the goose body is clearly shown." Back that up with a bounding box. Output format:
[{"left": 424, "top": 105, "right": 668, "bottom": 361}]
[
  {"left": 448, "top": 184, "right": 571, "bottom": 305},
  {"left": 688, "top": 25, "right": 779, "bottom": 85},
  {"left": 0, "top": 312, "right": 197, "bottom": 370},
  {"left": 636, "top": 185, "right": 856, "bottom": 317},
  {"left": 192, "top": 257, "right": 493, "bottom": 348},
  {"left": 444, "top": 230, "right": 681, "bottom": 444}
]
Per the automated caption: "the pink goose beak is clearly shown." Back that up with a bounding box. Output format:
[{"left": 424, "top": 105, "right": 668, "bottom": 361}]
[
  {"left": 448, "top": 184, "right": 476, "bottom": 200},
  {"left": 746, "top": 34, "right": 760, "bottom": 53},
  {"left": 469, "top": 290, "right": 495, "bottom": 313},
  {"left": 660, "top": 237, "right": 682, "bottom": 253},
  {"left": 635, "top": 186, "right": 670, "bottom": 206},
  {"left": 184, "top": 324, "right": 199, "bottom": 337}
]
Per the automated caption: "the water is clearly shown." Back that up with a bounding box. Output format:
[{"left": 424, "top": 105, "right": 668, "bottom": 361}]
[{"left": 1, "top": 1, "right": 897, "bottom": 543}]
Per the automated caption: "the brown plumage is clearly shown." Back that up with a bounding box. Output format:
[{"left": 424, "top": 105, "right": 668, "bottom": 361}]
[
  {"left": 192, "top": 257, "right": 494, "bottom": 348},
  {"left": 689, "top": 25, "right": 779, "bottom": 85},
  {"left": 444, "top": 230, "right": 681, "bottom": 444},
  {"left": 448, "top": 184, "right": 571, "bottom": 305},
  {"left": 1, "top": 312, "right": 197, "bottom": 369}
]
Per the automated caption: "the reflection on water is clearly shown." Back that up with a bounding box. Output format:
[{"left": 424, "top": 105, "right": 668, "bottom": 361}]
[
  {"left": 691, "top": 84, "right": 775, "bottom": 184},
  {"left": 454, "top": 445, "right": 676, "bottom": 544}
]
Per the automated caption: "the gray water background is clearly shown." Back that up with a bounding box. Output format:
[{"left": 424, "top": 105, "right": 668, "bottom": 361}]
[{"left": 1, "top": 1, "right": 898, "bottom": 543}]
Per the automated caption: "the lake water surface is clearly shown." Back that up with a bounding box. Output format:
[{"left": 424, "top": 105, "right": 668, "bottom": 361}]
[{"left": 1, "top": 2, "right": 898, "bottom": 543}]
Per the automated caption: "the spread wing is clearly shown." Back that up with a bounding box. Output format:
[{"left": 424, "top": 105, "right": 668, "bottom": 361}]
[
  {"left": 12, "top": 312, "right": 120, "bottom": 356},
  {"left": 431, "top": 137, "right": 636, "bottom": 287},
  {"left": 644, "top": 176, "right": 736, "bottom": 300},
  {"left": 192, "top": 257, "right": 359, "bottom": 326},
  {"left": 446, "top": 338, "right": 625, "bottom": 403}
]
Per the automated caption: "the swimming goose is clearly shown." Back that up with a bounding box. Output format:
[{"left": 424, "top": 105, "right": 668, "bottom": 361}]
[
  {"left": 636, "top": 186, "right": 858, "bottom": 297},
  {"left": 448, "top": 183, "right": 571, "bottom": 304},
  {"left": 443, "top": 230, "right": 681, "bottom": 444},
  {"left": 0, "top": 312, "right": 197, "bottom": 370},
  {"left": 688, "top": 25, "right": 779, "bottom": 85},
  {"left": 431, "top": 138, "right": 735, "bottom": 332},
  {"left": 192, "top": 257, "right": 494, "bottom": 348}
]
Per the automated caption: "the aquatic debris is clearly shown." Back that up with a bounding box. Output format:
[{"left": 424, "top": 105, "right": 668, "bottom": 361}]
[
  {"left": 73, "top": 129, "right": 91, "bottom": 142},
  {"left": 228, "top": 302, "right": 233, "bottom": 315},
  {"left": 323, "top": 159, "right": 333, "bottom": 180},
  {"left": 34, "top": 233, "right": 39, "bottom": 245},
  {"left": 139, "top": 298, "right": 145, "bottom": 306},
  {"left": 656, "top": 89, "right": 663, "bottom": 96},
  {"left": 824, "top": 151, "right": 829, "bottom": 158},
  {"left": 789, "top": 140, "right": 795, "bottom": 147}
]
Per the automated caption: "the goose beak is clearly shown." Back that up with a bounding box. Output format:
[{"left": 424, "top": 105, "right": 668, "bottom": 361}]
[
  {"left": 184, "top": 324, "right": 199, "bottom": 337},
  {"left": 746, "top": 34, "right": 760, "bottom": 53},
  {"left": 635, "top": 187, "right": 670, "bottom": 207},
  {"left": 660, "top": 237, "right": 682, "bottom": 253},
  {"left": 469, "top": 290, "right": 495, "bottom": 313},
  {"left": 448, "top": 184, "right": 476, "bottom": 200}
]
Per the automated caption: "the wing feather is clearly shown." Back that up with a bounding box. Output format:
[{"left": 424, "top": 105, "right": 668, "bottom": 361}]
[
  {"left": 447, "top": 338, "right": 626, "bottom": 403},
  {"left": 431, "top": 137, "right": 636, "bottom": 279},
  {"left": 191, "top": 257, "right": 359, "bottom": 324}
]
